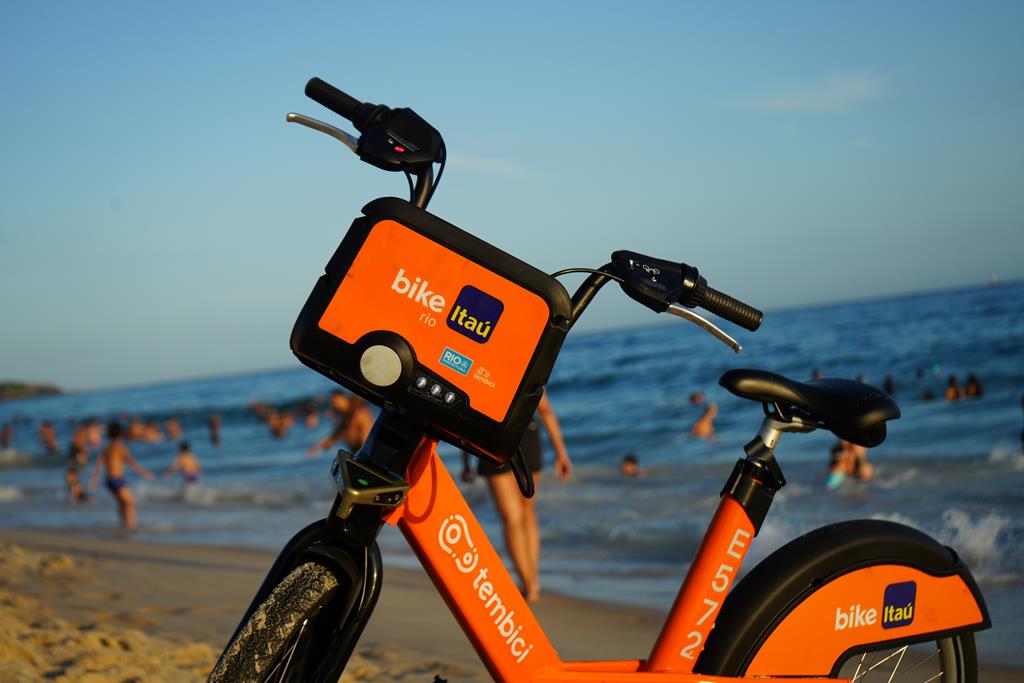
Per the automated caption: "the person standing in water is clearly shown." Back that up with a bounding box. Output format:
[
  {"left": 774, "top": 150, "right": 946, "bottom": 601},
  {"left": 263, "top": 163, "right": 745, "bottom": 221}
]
[
  {"left": 306, "top": 391, "right": 374, "bottom": 456},
  {"left": 89, "top": 422, "right": 154, "bottom": 530},
  {"left": 461, "top": 391, "right": 572, "bottom": 602},
  {"left": 65, "top": 420, "right": 95, "bottom": 502},
  {"left": 163, "top": 441, "right": 202, "bottom": 488}
]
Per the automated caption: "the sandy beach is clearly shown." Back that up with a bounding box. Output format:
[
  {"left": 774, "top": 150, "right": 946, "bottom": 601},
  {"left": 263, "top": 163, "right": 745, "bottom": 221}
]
[{"left": 0, "top": 528, "right": 1018, "bottom": 682}]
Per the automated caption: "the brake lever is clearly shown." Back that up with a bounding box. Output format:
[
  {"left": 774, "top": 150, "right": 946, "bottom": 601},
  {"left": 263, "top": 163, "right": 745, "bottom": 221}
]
[
  {"left": 667, "top": 303, "right": 742, "bottom": 354},
  {"left": 287, "top": 113, "right": 359, "bottom": 153}
]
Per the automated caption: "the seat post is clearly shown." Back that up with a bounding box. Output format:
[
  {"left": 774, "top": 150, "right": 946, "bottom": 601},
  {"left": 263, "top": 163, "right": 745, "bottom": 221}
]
[{"left": 754, "top": 411, "right": 817, "bottom": 450}]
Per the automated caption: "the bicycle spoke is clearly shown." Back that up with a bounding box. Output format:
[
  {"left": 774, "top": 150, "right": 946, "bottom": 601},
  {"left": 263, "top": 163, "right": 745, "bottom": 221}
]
[
  {"left": 853, "top": 652, "right": 868, "bottom": 680},
  {"left": 889, "top": 648, "right": 940, "bottom": 682},
  {"left": 884, "top": 645, "right": 907, "bottom": 683},
  {"left": 851, "top": 645, "right": 908, "bottom": 681},
  {"left": 267, "top": 617, "right": 309, "bottom": 682}
]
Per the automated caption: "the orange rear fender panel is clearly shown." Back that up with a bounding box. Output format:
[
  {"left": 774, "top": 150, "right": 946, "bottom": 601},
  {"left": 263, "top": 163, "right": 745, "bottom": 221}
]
[{"left": 747, "top": 564, "right": 985, "bottom": 676}]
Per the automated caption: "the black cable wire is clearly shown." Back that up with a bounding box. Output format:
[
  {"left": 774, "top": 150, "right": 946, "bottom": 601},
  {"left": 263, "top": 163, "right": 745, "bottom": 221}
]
[
  {"left": 403, "top": 170, "right": 414, "bottom": 200},
  {"left": 427, "top": 142, "right": 446, "bottom": 204},
  {"left": 550, "top": 267, "right": 625, "bottom": 283}
]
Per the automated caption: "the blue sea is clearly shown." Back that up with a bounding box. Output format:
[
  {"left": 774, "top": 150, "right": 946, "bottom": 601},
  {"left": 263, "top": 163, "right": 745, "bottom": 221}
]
[{"left": 2, "top": 281, "right": 1022, "bottom": 664}]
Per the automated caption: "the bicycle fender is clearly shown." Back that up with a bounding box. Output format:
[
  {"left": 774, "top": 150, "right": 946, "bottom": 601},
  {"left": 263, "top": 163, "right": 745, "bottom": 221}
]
[{"left": 695, "top": 519, "right": 991, "bottom": 677}]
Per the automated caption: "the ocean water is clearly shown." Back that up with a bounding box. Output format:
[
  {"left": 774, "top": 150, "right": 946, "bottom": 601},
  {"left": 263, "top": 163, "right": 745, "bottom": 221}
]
[{"left": 2, "top": 280, "right": 1022, "bottom": 664}]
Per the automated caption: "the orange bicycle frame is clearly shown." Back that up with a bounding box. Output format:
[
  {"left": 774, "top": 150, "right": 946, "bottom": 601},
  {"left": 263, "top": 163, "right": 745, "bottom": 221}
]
[{"left": 383, "top": 438, "right": 841, "bottom": 682}]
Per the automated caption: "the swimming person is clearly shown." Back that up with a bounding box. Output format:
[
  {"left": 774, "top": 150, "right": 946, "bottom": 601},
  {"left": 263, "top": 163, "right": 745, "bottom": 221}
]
[
  {"left": 38, "top": 420, "right": 59, "bottom": 455},
  {"left": 461, "top": 390, "right": 572, "bottom": 602},
  {"left": 164, "top": 441, "right": 202, "bottom": 488},
  {"left": 826, "top": 439, "right": 874, "bottom": 490},
  {"left": 965, "top": 374, "right": 983, "bottom": 398},
  {"left": 688, "top": 397, "right": 720, "bottom": 440},
  {"left": 209, "top": 412, "right": 222, "bottom": 447},
  {"left": 88, "top": 421, "right": 155, "bottom": 530},
  {"left": 945, "top": 375, "right": 965, "bottom": 402},
  {"left": 620, "top": 453, "right": 646, "bottom": 477}
]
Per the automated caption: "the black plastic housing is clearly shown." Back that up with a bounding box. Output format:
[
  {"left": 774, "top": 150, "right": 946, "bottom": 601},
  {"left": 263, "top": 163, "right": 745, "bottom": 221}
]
[{"left": 290, "top": 197, "right": 573, "bottom": 464}]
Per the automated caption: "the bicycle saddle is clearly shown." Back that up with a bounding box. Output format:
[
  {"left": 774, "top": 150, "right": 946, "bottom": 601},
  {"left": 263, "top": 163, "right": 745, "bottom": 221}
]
[{"left": 719, "top": 369, "right": 900, "bottom": 448}]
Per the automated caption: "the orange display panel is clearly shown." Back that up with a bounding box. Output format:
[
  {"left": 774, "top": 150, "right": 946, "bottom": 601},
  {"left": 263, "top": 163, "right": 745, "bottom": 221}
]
[
  {"left": 746, "top": 564, "right": 985, "bottom": 676},
  {"left": 318, "top": 219, "right": 552, "bottom": 423}
]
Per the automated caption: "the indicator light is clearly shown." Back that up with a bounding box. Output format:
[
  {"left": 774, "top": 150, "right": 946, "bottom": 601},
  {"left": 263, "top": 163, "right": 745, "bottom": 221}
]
[{"left": 394, "top": 145, "right": 406, "bottom": 153}]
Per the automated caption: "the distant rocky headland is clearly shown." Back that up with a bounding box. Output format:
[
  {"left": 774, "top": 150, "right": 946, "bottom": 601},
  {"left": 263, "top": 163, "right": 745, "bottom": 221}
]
[{"left": 0, "top": 382, "right": 63, "bottom": 402}]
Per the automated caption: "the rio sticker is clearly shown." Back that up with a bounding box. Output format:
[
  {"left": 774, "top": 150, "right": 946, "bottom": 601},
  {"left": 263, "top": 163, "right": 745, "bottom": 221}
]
[{"left": 440, "top": 347, "right": 473, "bottom": 376}]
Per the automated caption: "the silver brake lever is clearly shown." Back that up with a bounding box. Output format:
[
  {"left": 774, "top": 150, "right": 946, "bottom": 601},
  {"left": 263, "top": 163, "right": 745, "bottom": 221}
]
[
  {"left": 287, "top": 113, "right": 359, "bottom": 153},
  {"left": 667, "top": 303, "right": 742, "bottom": 354}
]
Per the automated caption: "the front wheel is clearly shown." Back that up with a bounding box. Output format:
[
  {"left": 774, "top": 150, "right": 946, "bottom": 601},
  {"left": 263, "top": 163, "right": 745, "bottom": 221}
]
[{"left": 209, "top": 562, "right": 340, "bottom": 683}]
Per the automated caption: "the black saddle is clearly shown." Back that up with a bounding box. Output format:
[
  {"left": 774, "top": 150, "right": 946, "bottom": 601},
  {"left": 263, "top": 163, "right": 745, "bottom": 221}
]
[{"left": 719, "top": 369, "right": 900, "bottom": 448}]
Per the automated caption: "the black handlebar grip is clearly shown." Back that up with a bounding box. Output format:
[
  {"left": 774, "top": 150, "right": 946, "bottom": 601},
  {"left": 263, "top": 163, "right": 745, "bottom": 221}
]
[
  {"left": 305, "top": 77, "right": 362, "bottom": 121},
  {"left": 701, "top": 287, "right": 763, "bottom": 331}
]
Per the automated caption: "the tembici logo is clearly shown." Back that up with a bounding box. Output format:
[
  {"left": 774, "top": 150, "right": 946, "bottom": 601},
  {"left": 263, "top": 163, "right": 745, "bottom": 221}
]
[
  {"left": 448, "top": 285, "right": 504, "bottom": 343},
  {"left": 438, "top": 515, "right": 535, "bottom": 664}
]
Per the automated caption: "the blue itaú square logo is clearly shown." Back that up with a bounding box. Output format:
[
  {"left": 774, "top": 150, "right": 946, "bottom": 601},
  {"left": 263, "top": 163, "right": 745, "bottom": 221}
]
[
  {"left": 882, "top": 581, "right": 916, "bottom": 629},
  {"left": 447, "top": 285, "right": 504, "bottom": 343}
]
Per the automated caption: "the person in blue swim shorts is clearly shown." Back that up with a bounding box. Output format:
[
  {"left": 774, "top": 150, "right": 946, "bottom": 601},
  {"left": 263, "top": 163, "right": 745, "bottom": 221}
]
[
  {"left": 164, "top": 441, "right": 202, "bottom": 489},
  {"left": 89, "top": 421, "right": 155, "bottom": 530}
]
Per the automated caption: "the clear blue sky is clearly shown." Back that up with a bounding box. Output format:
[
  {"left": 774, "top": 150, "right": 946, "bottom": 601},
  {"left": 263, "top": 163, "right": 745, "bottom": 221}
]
[{"left": 2, "top": 2, "right": 1022, "bottom": 390}]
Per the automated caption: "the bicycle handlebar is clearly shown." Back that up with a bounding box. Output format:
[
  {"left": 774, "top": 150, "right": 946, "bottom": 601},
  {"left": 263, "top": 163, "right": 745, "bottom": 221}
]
[
  {"left": 305, "top": 77, "right": 362, "bottom": 122},
  {"left": 696, "top": 286, "right": 762, "bottom": 331}
]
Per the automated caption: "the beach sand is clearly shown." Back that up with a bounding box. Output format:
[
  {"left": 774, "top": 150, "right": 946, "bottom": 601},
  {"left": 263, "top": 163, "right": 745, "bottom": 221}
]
[{"left": 0, "top": 528, "right": 1018, "bottom": 682}]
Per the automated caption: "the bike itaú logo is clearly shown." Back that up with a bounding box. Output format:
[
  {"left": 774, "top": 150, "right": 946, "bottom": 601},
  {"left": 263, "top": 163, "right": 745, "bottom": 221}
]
[
  {"left": 447, "top": 285, "right": 504, "bottom": 343},
  {"left": 391, "top": 268, "right": 446, "bottom": 313},
  {"left": 833, "top": 580, "right": 918, "bottom": 631},
  {"left": 882, "top": 581, "right": 916, "bottom": 629},
  {"left": 438, "top": 514, "right": 535, "bottom": 664}
]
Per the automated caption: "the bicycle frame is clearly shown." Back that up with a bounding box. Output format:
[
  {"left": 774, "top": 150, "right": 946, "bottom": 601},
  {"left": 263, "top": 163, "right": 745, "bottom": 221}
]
[{"left": 382, "top": 437, "right": 833, "bottom": 682}]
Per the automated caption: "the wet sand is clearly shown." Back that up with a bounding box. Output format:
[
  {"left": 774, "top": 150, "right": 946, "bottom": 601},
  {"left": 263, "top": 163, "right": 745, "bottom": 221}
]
[{"left": 0, "top": 528, "right": 1018, "bottom": 682}]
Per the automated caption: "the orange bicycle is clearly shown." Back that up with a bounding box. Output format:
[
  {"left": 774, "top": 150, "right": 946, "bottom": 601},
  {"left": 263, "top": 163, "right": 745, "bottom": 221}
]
[{"left": 209, "top": 78, "right": 989, "bottom": 682}]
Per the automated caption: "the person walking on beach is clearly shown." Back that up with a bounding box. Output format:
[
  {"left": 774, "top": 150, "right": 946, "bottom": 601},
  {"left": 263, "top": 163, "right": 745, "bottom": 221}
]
[
  {"left": 89, "top": 421, "right": 155, "bottom": 530},
  {"left": 461, "top": 390, "right": 572, "bottom": 602},
  {"left": 163, "top": 441, "right": 202, "bottom": 488},
  {"left": 306, "top": 391, "right": 374, "bottom": 456},
  {"left": 0, "top": 423, "right": 12, "bottom": 449}
]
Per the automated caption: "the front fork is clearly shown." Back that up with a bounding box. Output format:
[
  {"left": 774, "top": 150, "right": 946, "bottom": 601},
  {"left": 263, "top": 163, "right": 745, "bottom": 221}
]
[{"left": 226, "top": 411, "right": 426, "bottom": 675}]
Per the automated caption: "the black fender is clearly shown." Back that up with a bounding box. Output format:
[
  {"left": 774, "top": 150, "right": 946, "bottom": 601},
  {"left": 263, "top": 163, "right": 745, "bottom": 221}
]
[
  {"left": 695, "top": 519, "right": 990, "bottom": 676},
  {"left": 224, "top": 518, "right": 384, "bottom": 681}
]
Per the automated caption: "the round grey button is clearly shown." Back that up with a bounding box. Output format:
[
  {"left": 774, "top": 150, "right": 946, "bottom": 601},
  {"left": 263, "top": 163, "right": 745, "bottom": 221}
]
[{"left": 359, "top": 345, "right": 403, "bottom": 387}]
